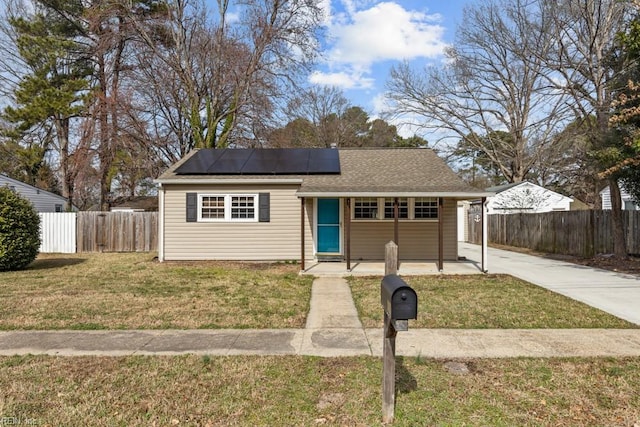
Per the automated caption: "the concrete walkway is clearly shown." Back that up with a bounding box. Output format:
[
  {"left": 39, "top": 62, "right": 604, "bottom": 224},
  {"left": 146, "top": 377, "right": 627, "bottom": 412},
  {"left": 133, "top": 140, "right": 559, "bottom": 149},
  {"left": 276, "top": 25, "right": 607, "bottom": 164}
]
[{"left": 2, "top": 271, "right": 640, "bottom": 358}]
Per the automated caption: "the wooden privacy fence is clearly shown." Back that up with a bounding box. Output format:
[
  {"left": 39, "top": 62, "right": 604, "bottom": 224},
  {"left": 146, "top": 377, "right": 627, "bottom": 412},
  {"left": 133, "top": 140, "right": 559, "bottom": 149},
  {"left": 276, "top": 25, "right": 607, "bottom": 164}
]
[
  {"left": 468, "top": 210, "right": 640, "bottom": 257},
  {"left": 76, "top": 212, "right": 158, "bottom": 253}
]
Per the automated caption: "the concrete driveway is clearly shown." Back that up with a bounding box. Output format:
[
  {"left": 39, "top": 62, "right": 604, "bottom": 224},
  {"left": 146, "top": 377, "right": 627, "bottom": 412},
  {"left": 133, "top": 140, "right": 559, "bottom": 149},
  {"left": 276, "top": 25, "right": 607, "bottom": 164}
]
[{"left": 459, "top": 243, "right": 640, "bottom": 325}]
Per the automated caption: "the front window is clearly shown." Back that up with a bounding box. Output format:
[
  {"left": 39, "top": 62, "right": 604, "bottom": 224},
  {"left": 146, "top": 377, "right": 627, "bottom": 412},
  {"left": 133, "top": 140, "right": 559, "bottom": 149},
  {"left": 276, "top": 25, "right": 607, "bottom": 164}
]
[
  {"left": 199, "top": 194, "right": 257, "bottom": 222},
  {"left": 414, "top": 197, "right": 438, "bottom": 219},
  {"left": 231, "top": 195, "right": 255, "bottom": 219},
  {"left": 384, "top": 198, "right": 408, "bottom": 219},
  {"left": 201, "top": 196, "right": 225, "bottom": 219},
  {"left": 354, "top": 197, "right": 378, "bottom": 219}
]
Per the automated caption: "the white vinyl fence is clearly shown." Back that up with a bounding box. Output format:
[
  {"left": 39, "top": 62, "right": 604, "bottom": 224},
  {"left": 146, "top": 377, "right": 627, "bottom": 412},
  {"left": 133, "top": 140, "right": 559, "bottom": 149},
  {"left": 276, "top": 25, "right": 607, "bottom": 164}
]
[{"left": 39, "top": 212, "right": 77, "bottom": 253}]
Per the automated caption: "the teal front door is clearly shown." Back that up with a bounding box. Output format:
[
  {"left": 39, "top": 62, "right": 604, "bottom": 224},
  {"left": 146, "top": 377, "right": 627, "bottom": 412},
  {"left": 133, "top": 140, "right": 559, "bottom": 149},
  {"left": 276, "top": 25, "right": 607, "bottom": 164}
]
[{"left": 317, "top": 198, "right": 340, "bottom": 253}]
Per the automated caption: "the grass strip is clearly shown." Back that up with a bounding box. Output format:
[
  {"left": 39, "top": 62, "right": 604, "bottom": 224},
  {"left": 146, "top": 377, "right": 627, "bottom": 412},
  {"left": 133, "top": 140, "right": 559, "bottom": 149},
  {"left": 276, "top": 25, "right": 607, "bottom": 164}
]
[
  {"left": 1, "top": 355, "right": 638, "bottom": 426},
  {"left": 350, "top": 274, "right": 638, "bottom": 329}
]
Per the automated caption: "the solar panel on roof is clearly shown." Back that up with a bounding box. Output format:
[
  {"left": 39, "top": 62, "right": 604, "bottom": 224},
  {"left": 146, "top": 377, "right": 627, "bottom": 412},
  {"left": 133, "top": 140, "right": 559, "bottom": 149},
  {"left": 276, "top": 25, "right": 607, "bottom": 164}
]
[
  {"left": 308, "top": 149, "right": 341, "bottom": 173},
  {"left": 208, "top": 149, "right": 253, "bottom": 174},
  {"left": 241, "top": 149, "right": 279, "bottom": 174},
  {"left": 174, "top": 149, "right": 224, "bottom": 175},
  {"left": 275, "top": 148, "right": 310, "bottom": 173},
  {"left": 173, "top": 148, "right": 340, "bottom": 175}
]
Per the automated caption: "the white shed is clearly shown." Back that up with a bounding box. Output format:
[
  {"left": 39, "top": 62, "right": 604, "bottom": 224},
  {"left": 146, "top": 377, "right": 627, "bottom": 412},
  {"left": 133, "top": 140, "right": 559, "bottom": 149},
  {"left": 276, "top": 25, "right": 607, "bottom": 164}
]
[{"left": 485, "top": 182, "right": 573, "bottom": 214}]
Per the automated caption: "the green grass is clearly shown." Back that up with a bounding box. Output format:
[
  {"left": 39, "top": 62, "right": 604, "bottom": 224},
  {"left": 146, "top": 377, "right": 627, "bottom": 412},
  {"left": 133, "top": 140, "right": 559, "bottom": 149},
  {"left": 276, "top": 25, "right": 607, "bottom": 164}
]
[
  {"left": 0, "top": 253, "right": 313, "bottom": 330},
  {"left": 349, "top": 274, "right": 638, "bottom": 329},
  {"left": 1, "top": 355, "right": 639, "bottom": 426}
]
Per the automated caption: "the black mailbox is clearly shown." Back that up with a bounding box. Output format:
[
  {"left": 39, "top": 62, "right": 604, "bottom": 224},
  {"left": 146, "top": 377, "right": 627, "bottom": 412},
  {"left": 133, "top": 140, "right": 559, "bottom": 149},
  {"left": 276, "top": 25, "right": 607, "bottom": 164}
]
[{"left": 381, "top": 274, "right": 417, "bottom": 321}]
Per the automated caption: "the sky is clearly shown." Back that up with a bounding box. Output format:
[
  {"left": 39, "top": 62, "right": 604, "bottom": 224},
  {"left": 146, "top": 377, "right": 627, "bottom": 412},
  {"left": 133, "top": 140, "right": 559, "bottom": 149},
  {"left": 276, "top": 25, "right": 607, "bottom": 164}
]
[{"left": 313, "top": 0, "right": 470, "bottom": 125}]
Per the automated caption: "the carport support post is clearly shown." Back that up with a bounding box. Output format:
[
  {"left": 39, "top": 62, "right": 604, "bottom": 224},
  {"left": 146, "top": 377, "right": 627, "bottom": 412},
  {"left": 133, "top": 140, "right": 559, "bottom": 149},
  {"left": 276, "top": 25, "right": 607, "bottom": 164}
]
[
  {"left": 382, "top": 312, "right": 397, "bottom": 424},
  {"left": 438, "top": 197, "right": 444, "bottom": 271},
  {"left": 346, "top": 198, "right": 351, "bottom": 271},
  {"left": 300, "top": 197, "right": 305, "bottom": 271},
  {"left": 481, "top": 197, "right": 488, "bottom": 272}
]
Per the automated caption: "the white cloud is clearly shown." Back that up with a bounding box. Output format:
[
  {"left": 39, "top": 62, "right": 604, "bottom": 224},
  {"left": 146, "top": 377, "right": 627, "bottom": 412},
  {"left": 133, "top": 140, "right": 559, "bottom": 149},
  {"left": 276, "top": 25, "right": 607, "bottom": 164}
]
[
  {"left": 327, "top": 2, "right": 446, "bottom": 68},
  {"left": 312, "top": 1, "right": 447, "bottom": 90},
  {"left": 309, "top": 70, "right": 375, "bottom": 89}
]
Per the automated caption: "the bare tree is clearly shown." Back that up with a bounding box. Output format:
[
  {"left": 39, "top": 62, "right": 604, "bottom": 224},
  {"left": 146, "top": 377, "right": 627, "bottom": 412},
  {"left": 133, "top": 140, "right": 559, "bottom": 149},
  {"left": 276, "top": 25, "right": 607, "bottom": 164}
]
[
  {"left": 386, "top": 0, "right": 570, "bottom": 183},
  {"left": 541, "top": 0, "right": 632, "bottom": 256},
  {"left": 286, "top": 86, "right": 351, "bottom": 147},
  {"left": 130, "top": 0, "right": 323, "bottom": 154}
]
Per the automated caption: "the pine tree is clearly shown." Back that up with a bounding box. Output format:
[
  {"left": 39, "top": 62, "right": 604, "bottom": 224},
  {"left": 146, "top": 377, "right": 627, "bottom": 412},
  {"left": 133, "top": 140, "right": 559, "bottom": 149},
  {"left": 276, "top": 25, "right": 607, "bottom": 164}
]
[{"left": 3, "top": 6, "right": 91, "bottom": 210}]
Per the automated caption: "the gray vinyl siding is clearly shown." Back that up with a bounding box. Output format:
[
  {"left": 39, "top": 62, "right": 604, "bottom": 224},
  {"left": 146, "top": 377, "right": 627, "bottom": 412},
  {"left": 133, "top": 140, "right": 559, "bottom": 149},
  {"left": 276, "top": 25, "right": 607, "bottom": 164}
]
[
  {"left": 349, "top": 199, "right": 458, "bottom": 260},
  {"left": 162, "top": 184, "right": 313, "bottom": 261},
  {"left": 0, "top": 175, "right": 69, "bottom": 212}
]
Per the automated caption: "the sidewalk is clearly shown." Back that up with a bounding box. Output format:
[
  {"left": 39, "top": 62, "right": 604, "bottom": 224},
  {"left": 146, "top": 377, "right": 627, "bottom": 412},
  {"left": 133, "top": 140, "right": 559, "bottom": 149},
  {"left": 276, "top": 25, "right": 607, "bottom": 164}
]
[
  {"left": 2, "top": 274, "right": 640, "bottom": 358},
  {"left": 2, "top": 329, "right": 640, "bottom": 358}
]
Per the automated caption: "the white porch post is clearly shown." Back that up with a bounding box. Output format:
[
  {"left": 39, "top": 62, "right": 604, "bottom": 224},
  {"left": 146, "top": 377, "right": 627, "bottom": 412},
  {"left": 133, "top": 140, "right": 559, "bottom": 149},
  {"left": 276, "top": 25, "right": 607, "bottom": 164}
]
[{"left": 481, "top": 197, "right": 488, "bottom": 272}]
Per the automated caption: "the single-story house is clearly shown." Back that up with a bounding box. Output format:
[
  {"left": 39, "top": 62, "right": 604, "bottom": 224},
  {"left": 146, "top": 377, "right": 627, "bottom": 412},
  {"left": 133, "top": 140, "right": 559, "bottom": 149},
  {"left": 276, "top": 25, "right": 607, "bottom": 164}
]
[
  {"left": 485, "top": 182, "right": 573, "bottom": 214},
  {"left": 600, "top": 182, "right": 639, "bottom": 210},
  {"left": 155, "top": 148, "right": 492, "bottom": 271},
  {"left": 0, "top": 173, "right": 72, "bottom": 212}
]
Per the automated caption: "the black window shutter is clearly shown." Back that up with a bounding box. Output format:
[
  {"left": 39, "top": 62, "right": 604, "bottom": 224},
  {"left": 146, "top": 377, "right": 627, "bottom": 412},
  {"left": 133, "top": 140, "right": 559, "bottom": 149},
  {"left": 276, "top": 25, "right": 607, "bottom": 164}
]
[
  {"left": 186, "top": 193, "right": 197, "bottom": 222},
  {"left": 259, "top": 193, "right": 270, "bottom": 222}
]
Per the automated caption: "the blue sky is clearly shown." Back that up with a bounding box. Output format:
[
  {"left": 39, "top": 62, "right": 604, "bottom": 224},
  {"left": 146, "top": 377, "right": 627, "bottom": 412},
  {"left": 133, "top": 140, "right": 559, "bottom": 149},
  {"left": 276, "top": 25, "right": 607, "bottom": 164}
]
[{"left": 314, "top": 0, "right": 470, "bottom": 120}]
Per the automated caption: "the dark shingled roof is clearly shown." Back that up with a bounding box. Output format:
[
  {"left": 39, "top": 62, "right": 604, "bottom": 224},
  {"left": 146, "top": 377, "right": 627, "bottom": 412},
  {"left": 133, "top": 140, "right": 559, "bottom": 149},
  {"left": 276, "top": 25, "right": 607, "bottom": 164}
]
[
  {"left": 297, "top": 149, "right": 487, "bottom": 197},
  {"left": 156, "top": 148, "right": 490, "bottom": 198}
]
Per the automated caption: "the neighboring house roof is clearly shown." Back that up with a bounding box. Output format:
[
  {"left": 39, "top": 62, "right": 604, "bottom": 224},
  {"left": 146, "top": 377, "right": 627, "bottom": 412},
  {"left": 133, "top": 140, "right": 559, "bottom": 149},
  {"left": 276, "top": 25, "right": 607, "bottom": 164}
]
[
  {"left": 110, "top": 196, "right": 159, "bottom": 212},
  {"left": 0, "top": 173, "right": 71, "bottom": 212},
  {"left": 156, "top": 148, "right": 491, "bottom": 199},
  {"left": 485, "top": 182, "right": 524, "bottom": 193}
]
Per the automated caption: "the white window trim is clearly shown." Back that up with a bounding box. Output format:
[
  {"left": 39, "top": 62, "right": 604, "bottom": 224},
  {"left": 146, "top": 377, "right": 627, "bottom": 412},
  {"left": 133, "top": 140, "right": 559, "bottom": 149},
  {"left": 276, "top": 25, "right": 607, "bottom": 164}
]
[
  {"left": 197, "top": 193, "right": 259, "bottom": 223},
  {"left": 351, "top": 197, "right": 440, "bottom": 222},
  {"left": 383, "top": 198, "right": 409, "bottom": 220}
]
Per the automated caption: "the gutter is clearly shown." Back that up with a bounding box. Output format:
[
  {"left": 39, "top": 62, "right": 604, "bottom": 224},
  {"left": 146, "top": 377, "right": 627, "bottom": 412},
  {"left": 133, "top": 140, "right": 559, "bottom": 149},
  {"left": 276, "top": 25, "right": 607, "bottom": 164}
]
[
  {"left": 155, "top": 178, "right": 304, "bottom": 185},
  {"left": 295, "top": 191, "right": 495, "bottom": 198}
]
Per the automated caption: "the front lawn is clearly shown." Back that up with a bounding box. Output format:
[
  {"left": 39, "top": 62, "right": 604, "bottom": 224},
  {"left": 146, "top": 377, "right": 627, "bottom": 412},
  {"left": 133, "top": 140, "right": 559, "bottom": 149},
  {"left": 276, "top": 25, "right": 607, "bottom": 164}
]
[
  {"left": 0, "top": 253, "right": 313, "bottom": 330},
  {"left": 1, "top": 254, "right": 635, "bottom": 330},
  {"left": 1, "top": 355, "right": 639, "bottom": 426},
  {"left": 350, "top": 275, "right": 638, "bottom": 329}
]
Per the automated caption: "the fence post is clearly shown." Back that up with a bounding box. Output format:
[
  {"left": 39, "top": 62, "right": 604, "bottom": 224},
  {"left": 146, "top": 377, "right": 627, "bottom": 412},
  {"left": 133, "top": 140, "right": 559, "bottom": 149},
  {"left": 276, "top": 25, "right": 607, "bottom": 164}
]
[
  {"left": 385, "top": 241, "right": 398, "bottom": 275},
  {"left": 383, "top": 238, "right": 400, "bottom": 423},
  {"left": 382, "top": 311, "right": 397, "bottom": 424}
]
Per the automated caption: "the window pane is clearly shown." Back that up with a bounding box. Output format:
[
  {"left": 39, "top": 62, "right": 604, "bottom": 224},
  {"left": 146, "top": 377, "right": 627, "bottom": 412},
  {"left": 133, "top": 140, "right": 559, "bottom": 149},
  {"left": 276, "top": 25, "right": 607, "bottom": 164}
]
[
  {"left": 201, "top": 196, "right": 225, "bottom": 219},
  {"left": 384, "top": 198, "right": 408, "bottom": 219},
  {"left": 231, "top": 196, "right": 255, "bottom": 219},
  {"left": 414, "top": 197, "right": 438, "bottom": 219},
  {"left": 354, "top": 197, "right": 378, "bottom": 219}
]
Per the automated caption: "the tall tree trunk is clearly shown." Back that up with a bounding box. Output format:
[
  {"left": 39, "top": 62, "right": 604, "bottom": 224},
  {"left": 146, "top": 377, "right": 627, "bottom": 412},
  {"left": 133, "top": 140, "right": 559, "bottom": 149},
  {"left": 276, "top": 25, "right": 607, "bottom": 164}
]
[
  {"left": 55, "top": 116, "right": 74, "bottom": 211},
  {"left": 608, "top": 178, "right": 627, "bottom": 257},
  {"left": 98, "top": 52, "right": 111, "bottom": 211}
]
